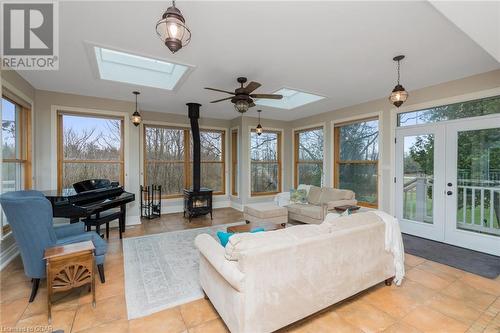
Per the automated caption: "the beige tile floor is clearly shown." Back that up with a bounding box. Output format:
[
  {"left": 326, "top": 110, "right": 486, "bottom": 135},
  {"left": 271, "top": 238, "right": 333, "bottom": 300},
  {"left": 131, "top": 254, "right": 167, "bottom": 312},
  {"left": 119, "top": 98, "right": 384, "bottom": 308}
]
[{"left": 1, "top": 208, "right": 499, "bottom": 333}]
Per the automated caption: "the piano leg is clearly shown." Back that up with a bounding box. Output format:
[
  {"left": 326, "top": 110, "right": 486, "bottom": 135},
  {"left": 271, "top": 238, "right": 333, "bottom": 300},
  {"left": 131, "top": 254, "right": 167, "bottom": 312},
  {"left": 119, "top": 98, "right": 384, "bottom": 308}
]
[
  {"left": 119, "top": 205, "right": 126, "bottom": 239},
  {"left": 97, "top": 264, "right": 105, "bottom": 283}
]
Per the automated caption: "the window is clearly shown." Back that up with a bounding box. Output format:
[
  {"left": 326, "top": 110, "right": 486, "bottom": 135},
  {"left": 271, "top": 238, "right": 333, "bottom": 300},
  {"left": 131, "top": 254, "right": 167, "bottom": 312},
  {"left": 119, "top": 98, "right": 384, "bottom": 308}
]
[
  {"left": 398, "top": 95, "right": 500, "bottom": 127},
  {"left": 294, "top": 127, "right": 324, "bottom": 187},
  {"left": 250, "top": 130, "right": 281, "bottom": 195},
  {"left": 58, "top": 112, "right": 124, "bottom": 192},
  {"left": 144, "top": 125, "right": 226, "bottom": 197},
  {"left": 231, "top": 129, "right": 238, "bottom": 196},
  {"left": 197, "top": 130, "right": 225, "bottom": 193},
  {"left": 2, "top": 96, "right": 32, "bottom": 236},
  {"left": 334, "top": 118, "right": 379, "bottom": 207}
]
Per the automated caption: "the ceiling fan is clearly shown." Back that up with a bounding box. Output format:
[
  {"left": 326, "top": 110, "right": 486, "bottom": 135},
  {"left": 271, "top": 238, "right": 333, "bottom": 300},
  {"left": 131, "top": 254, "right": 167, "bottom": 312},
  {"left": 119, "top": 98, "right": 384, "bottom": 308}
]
[{"left": 204, "top": 77, "right": 283, "bottom": 113}]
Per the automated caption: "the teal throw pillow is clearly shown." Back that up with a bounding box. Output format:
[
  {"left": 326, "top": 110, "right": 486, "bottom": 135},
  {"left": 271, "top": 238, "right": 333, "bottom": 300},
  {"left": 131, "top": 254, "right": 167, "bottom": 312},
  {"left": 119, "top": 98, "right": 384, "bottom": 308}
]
[{"left": 216, "top": 228, "right": 266, "bottom": 247}]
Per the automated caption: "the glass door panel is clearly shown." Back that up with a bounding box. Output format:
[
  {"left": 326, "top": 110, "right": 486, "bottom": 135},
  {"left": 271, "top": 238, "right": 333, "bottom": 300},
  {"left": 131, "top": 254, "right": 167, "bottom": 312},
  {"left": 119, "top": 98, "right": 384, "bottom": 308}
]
[
  {"left": 395, "top": 126, "right": 445, "bottom": 242},
  {"left": 456, "top": 128, "right": 500, "bottom": 237},
  {"left": 402, "top": 135, "right": 434, "bottom": 224}
]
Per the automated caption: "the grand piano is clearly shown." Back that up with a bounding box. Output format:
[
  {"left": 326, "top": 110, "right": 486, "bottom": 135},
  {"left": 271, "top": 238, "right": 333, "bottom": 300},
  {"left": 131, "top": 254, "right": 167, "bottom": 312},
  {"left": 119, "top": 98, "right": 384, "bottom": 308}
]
[{"left": 43, "top": 179, "right": 135, "bottom": 239}]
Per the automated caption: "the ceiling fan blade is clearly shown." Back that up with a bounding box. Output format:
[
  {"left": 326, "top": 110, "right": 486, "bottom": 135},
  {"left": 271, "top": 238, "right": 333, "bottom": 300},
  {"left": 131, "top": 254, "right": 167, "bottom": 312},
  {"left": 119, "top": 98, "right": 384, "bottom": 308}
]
[
  {"left": 204, "top": 87, "right": 236, "bottom": 95},
  {"left": 210, "top": 96, "right": 234, "bottom": 103},
  {"left": 249, "top": 102, "right": 256, "bottom": 108},
  {"left": 250, "top": 94, "right": 283, "bottom": 100},
  {"left": 243, "top": 81, "right": 261, "bottom": 93}
]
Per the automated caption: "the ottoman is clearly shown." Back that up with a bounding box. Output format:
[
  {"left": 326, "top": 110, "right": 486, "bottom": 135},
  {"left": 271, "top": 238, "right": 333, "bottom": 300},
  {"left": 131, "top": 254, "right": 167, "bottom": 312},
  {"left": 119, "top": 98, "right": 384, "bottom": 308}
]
[{"left": 244, "top": 202, "right": 288, "bottom": 226}]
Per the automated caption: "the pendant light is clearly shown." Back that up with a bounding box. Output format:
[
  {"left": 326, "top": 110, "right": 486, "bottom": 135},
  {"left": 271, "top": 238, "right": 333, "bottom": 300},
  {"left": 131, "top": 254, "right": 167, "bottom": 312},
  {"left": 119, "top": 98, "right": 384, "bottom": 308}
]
[
  {"left": 389, "top": 55, "right": 409, "bottom": 108},
  {"left": 155, "top": 0, "right": 191, "bottom": 53},
  {"left": 256, "top": 110, "right": 263, "bottom": 136},
  {"left": 131, "top": 91, "right": 142, "bottom": 127}
]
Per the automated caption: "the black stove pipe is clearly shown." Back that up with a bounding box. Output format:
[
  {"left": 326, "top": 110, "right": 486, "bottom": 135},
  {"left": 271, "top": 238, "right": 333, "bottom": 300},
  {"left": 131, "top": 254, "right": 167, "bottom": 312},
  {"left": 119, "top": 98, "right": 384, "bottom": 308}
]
[{"left": 187, "top": 103, "right": 202, "bottom": 192}]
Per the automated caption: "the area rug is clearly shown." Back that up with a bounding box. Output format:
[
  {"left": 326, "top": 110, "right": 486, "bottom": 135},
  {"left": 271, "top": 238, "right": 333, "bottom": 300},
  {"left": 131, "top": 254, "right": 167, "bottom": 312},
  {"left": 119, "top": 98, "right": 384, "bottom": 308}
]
[
  {"left": 402, "top": 233, "right": 500, "bottom": 279},
  {"left": 123, "top": 222, "right": 244, "bottom": 319}
]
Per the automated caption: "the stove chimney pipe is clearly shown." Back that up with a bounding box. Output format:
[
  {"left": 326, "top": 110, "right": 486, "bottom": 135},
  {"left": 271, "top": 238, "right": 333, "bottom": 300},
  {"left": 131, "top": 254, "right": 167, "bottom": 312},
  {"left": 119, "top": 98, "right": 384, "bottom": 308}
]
[{"left": 187, "top": 103, "right": 201, "bottom": 192}]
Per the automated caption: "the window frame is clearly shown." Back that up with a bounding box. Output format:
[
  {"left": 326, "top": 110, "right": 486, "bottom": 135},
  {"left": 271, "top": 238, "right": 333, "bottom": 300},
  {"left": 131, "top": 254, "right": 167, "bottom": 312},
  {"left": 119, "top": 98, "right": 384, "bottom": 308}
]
[
  {"left": 57, "top": 111, "right": 125, "bottom": 193},
  {"left": 231, "top": 128, "right": 238, "bottom": 196},
  {"left": 250, "top": 128, "right": 282, "bottom": 197},
  {"left": 334, "top": 117, "right": 379, "bottom": 208},
  {"left": 143, "top": 124, "right": 226, "bottom": 198},
  {"left": 1, "top": 95, "right": 32, "bottom": 236},
  {"left": 294, "top": 126, "right": 324, "bottom": 188}
]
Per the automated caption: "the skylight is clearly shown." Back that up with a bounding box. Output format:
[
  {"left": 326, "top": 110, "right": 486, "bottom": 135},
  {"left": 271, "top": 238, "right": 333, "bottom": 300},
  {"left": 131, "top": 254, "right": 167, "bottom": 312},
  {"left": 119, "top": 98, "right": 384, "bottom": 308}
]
[
  {"left": 93, "top": 46, "right": 189, "bottom": 90},
  {"left": 255, "top": 88, "right": 324, "bottom": 109}
]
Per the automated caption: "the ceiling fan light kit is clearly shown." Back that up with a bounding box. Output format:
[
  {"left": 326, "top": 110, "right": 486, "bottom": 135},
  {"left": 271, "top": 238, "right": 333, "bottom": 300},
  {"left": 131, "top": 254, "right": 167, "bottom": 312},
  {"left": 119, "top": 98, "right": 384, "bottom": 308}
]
[
  {"left": 205, "top": 77, "right": 283, "bottom": 114},
  {"left": 156, "top": 0, "right": 191, "bottom": 53},
  {"left": 389, "top": 55, "right": 409, "bottom": 108},
  {"left": 131, "top": 91, "right": 142, "bottom": 126}
]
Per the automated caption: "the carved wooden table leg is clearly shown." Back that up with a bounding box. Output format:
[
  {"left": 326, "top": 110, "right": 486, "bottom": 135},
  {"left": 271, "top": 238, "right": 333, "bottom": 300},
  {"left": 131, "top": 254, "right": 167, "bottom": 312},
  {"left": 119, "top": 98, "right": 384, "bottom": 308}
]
[{"left": 44, "top": 241, "right": 96, "bottom": 323}]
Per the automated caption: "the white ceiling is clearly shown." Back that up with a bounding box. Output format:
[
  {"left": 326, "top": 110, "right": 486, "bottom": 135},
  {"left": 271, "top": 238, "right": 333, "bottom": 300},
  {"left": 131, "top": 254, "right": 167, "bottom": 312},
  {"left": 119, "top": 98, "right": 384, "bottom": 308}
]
[{"left": 18, "top": 1, "right": 500, "bottom": 121}]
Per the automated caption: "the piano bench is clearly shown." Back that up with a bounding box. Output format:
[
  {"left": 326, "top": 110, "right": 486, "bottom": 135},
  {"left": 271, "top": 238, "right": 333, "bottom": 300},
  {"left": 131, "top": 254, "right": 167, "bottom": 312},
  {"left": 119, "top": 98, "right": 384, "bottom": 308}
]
[{"left": 83, "top": 211, "right": 123, "bottom": 239}]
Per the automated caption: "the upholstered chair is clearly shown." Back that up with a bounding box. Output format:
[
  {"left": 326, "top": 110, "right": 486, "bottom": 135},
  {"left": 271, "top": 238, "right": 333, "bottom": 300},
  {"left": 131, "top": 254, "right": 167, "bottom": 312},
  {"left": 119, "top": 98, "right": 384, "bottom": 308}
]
[{"left": 0, "top": 190, "right": 107, "bottom": 302}]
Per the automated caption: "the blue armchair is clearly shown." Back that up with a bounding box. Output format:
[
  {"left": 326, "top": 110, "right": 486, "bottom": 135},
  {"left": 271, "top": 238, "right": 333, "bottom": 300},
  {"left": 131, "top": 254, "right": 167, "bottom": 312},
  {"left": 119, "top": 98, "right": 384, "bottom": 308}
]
[{"left": 0, "top": 190, "right": 107, "bottom": 302}]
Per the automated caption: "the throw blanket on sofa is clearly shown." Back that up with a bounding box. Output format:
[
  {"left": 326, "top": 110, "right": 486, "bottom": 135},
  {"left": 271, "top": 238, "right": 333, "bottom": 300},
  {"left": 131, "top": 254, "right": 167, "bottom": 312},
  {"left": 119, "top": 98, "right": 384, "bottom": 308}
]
[{"left": 370, "top": 211, "right": 405, "bottom": 285}]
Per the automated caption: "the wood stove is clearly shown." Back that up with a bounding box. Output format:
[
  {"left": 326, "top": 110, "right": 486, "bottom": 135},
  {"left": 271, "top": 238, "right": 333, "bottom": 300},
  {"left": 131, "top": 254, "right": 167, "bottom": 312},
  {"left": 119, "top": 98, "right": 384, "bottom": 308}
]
[
  {"left": 183, "top": 103, "right": 213, "bottom": 221},
  {"left": 183, "top": 188, "right": 213, "bottom": 221}
]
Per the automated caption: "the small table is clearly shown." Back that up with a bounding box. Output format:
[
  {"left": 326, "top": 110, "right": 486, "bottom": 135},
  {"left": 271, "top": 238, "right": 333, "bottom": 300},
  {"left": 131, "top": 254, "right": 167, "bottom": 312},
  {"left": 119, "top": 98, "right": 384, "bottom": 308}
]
[
  {"left": 44, "top": 241, "right": 96, "bottom": 323},
  {"left": 227, "top": 222, "right": 285, "bottom": 233}
]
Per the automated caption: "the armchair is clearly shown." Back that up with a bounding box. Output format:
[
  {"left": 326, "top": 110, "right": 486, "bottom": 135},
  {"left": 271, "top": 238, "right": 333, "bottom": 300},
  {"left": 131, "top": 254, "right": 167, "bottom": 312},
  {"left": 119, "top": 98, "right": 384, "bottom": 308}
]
[{"left": 0, "top": 190, "right": 107, "bottom": 302}]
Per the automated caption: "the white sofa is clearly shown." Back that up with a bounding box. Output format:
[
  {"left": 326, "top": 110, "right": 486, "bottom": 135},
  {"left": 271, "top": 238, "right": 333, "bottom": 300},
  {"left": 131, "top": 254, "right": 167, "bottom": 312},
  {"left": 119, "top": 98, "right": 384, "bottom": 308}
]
[
  {"left": 287, "top": 186, "right": 358, "bottom": 224},
  {"left": 195, "top": 212, "right": 396, "bottom": 333}
]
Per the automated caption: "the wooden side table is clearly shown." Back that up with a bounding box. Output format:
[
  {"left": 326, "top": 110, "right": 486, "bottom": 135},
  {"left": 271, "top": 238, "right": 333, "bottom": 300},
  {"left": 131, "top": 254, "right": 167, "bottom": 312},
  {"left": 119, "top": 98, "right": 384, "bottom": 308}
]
[{"left": 44, "top": 241, "right": 96, "bottom": 323}]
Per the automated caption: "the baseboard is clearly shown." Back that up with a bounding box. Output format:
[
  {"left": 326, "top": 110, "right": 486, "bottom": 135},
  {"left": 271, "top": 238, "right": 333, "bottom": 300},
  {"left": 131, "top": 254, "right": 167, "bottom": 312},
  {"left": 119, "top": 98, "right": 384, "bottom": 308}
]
[
  {"left": 0, "top": 238, "right": 19, "bottom": 271},
  {"left": 126, "top": 215, "right": 141, "bottom": 226},
  {"left": 231, "top": 202, "right": 244, "bottom": 211}
]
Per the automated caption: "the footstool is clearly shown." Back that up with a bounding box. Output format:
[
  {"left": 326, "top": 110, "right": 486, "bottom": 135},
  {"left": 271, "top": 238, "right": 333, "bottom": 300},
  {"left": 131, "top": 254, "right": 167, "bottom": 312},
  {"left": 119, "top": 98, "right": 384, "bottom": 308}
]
[{"left": 243, "top": 202, "right": 288, "bottom": 227}]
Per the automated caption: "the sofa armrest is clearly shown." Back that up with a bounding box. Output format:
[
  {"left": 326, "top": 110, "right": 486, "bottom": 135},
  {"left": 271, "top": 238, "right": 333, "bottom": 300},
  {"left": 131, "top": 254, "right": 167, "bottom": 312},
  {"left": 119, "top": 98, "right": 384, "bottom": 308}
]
[{"left": 195, "top": 234, "right": 245, "bottom": 292}]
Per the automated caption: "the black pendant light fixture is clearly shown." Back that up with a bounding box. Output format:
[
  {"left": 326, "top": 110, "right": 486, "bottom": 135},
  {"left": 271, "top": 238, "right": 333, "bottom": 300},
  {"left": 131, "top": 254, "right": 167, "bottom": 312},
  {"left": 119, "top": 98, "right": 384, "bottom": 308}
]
[
  {"left": 255, "top": 110, "right": 263, "bottom": 136},
  {"left": 389, "top": 55, "right": 409, "bottom": 108},
  {"left": 131, "top": 91, "right": 142, "bottom": 127},
  {"left": 155, "top": 0, "right": 191, "bottom": 53}
]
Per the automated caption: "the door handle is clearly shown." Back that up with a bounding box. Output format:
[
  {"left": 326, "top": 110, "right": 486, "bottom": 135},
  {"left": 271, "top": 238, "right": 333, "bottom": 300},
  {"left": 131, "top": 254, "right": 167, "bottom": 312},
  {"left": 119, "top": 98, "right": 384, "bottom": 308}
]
[{"left": 446, "top": 191, "right": 453, "bottom": 196}]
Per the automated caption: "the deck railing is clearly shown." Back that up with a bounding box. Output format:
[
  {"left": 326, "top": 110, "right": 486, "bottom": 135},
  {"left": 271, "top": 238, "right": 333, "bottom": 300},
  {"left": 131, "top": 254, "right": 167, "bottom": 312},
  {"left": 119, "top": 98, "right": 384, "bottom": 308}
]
[{"left": 403, "top": 176, "right": 500, "bottom": 236}]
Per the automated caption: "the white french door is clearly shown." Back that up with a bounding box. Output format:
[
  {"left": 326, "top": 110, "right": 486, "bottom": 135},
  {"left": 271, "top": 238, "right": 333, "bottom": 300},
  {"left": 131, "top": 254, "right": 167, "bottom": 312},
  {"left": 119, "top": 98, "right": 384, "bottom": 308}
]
[{"left": 396, "top": 115, "right": 500, "bottom": 256}]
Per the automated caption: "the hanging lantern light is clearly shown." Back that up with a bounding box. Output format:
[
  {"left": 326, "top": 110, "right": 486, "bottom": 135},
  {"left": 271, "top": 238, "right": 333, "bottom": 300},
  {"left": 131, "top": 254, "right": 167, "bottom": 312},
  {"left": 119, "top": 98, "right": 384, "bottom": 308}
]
[
  {"left": 256, "top": 110, "right": 263, "bottom": 136},
  {"left": 389, "top": 55, "right": 409, "bottom": 108},
  {"left": 131, "top": 91, "right": 142, "bottom": 127},
  {"left": 155, "top": 0, "right": 191, "bottom": 53}
]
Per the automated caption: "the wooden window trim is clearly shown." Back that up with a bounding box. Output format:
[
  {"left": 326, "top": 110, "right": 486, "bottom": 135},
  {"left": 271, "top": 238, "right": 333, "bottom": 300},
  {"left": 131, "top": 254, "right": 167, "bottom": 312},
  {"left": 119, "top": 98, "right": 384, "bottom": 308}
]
[
  {"left": 1, "top": 95, "right": 32, "bottom": 237},
  {"left": 334, "top": 118, "right": 379, "bottom": 208},
  {"left": 57, "top": 111, "right": 124, "bottom": 193},
  {"left": 1, "top": 96, "right": 32, "bottom": 189},
  {"left": 294, "top": 127, "right": 324, "bottom": 188},
  {"left": 143, "top": 125, "right": 226, "bottom": 198},
  {"left": 250, "top": 129, "right": 282, "bottom": 196}
]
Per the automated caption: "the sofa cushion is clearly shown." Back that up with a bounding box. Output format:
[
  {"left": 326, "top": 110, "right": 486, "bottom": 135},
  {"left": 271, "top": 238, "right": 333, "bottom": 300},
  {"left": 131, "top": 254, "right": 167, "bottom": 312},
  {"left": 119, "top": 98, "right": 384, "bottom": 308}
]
[
  {"left": 320, "top": 188, "right": 355, "bottom": 204},
  {"left": 307, "top": 186, "right": 322, "bottom": 205},
  {"left": 287, "top": 203, "right": 324, "bottom": 221},
  {"left": 244, "top": 203, "right": 288, "bottom": 219},
  {"left": 321, "top": 212, "right": 381, "bottom": 233}
]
